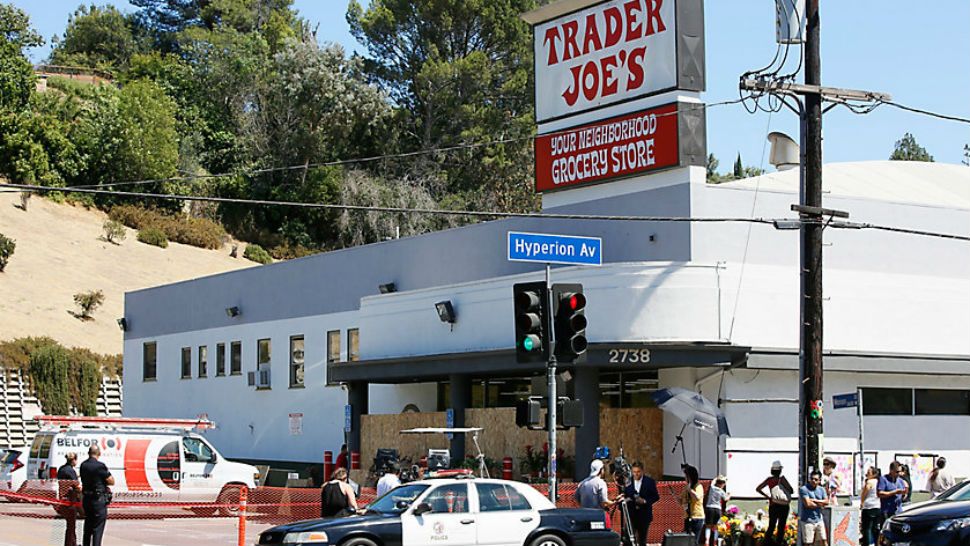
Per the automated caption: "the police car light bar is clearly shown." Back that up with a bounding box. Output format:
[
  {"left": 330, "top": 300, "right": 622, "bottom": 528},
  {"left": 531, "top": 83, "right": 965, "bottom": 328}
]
[{"left": 36, "top": 415, "right": 217, "bottom": 430}]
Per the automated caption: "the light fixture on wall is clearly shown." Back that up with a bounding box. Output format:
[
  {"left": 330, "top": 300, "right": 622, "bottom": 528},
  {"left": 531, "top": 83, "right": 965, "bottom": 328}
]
[
  {"left": 435, "top": 300, "right": 456, "bottom": 324},
  {"left": 226, "top": 306, "right": 241, "bottom": 318},
  {"left": 117, "top": 317, "right": 128, "bottom": 331},
  {"left": 379, "top": 282, "right": 397, "bottom": 294}
]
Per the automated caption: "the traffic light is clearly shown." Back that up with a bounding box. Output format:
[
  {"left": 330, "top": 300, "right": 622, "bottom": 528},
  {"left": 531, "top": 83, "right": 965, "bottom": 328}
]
[
  {"left": 552, "top": 283, "right": 587, "bottom": 363},
  {"left": 515, "top": 399, "right": 541, "bottom": 428},
  {"left": 513, "top": 282, "right": 549, "bottom": 363}
]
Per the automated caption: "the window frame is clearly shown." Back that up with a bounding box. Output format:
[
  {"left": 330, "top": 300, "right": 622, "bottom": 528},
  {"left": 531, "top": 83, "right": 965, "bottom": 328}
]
[
  {"left": 142, "top": 341, "right": 157, "bottom": 381},
  {"left": 327, "top": 330, "right": 341, "bottom": 363},
  {"left": 230, "top": 341, "right": 242, "bottom": 376},
  {"left": 289, "top": 335, "right": 305, "bottom": 389},
  {"left": 180, "top": 347, "right": 192, "bottom": 379},
  {"left": 915, "top": 388, "right": 970, "bottom": 415},
  {"left": 198, "top": 345, "right": 208, "bottom": 378},
  {"left": 215, "top": 343, "right": 226, "bottom": 377},
  {"left": 348, "top": 328, "right": 360, "bottom": 362}
]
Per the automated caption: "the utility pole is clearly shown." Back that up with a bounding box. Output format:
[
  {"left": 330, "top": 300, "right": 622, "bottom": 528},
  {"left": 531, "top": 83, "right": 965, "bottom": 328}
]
[
  {"left": 800, "top": 0, "right": 824, "bottom": 487},
  {"left": 741, "top": 2, "right": 889, "bottom": 488}
]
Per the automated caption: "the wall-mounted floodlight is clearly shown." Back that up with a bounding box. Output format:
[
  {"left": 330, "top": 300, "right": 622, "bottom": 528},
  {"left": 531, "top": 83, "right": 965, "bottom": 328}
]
[
  {"left": 226, "top": 306, "right": 241, "bottom": 318},
  {"left": 117, "top": 318, "right": 128, "bottom": 331},
  {"left": 379, "top": 283, "right": 397, "bottom": 294},
  {"left": 773, "top": 219, "right": 802, "bottom": 230},
  {"left": 435, "top": 301, "right": 456, "bottom": 324}
]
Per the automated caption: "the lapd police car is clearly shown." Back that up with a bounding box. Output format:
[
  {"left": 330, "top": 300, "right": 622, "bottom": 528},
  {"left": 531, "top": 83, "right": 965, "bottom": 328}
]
[{"left": 257, "top": 477, "right": 619, "bottom": 546}]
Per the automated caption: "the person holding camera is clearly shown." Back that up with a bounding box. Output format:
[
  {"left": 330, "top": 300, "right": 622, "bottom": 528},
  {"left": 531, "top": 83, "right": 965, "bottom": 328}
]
[
  {"left": 377, "top": 462, "right": 401, "bottom": 497},
  {"left": 622, "top": 462, "right": 659, "bottom": 546}
]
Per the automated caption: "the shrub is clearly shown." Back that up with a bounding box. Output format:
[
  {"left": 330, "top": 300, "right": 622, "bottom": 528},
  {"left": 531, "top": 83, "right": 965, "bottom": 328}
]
[
  {"left": 244, "top": 244, "right": 273, "bottom": 264},
  {"left": 110, "top": 205, "right": 227, "bottom": 249},
  {"left": 137, "top": 227, "right": 168, "bottom": 248},
  {"left": 29, "top": 344, "right": 72, "bottom": 415},
  {"left": 74, "top": 290, "right": 105, "bottom": 319},
  {"left": 0, "top": 233, "right": 14, "bottom": 272},
  {"left": 102, "top": 219, "right": 126, "bottom": 244},
  {"left": 270, "top": 242, "right": 321, "bottom": 260}
]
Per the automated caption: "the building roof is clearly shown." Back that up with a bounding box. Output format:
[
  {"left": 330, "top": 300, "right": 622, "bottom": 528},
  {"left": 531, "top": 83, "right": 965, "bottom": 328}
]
[{"left": 716, "top": 161, "right": 970, "bottom": 210}]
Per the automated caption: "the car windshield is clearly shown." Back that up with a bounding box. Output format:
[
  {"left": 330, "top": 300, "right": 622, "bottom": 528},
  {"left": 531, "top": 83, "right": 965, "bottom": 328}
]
[
  {"left": 366, "top": 483, "right": 430, "bottom": 514},
  {"left": 938, "top": 481, "right": 970, "bottom": 501}
]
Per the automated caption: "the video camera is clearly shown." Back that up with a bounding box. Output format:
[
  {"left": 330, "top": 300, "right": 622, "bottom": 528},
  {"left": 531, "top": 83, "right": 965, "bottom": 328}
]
[
  {"left": 374, "top": 448, "right": 399, "bottom": 475},
  {"left": 400, "top": 463, "right": 421, "bottom": 483},
  {"left": 595, "top": 445, "right": 632, "bottom": 487}
]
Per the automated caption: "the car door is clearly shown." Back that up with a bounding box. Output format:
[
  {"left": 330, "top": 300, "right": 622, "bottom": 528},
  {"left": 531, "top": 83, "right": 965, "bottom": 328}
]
[
  {"left": 402, "top": 483, "right": 477, "bottom": 546},
  {"left": 474, "top": 483, "right": 541, "bottom": 546},
  {"left": 179, "top": 436, "right": 218, "bottom": 502}
]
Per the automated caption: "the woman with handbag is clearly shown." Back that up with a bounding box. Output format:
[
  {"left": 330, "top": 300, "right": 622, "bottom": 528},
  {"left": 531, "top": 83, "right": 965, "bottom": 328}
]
[{"left": 756, "top": 461, "right": 794, "bottom": 546}]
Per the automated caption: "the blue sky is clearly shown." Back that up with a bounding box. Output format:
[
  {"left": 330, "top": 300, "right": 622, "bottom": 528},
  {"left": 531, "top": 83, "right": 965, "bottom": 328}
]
[{"left": 11, "top": 0, "right": 970, "bottom": 167}]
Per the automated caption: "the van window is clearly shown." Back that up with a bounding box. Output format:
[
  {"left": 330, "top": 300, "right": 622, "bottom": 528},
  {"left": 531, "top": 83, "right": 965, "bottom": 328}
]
[
  {"left": 183, "top": 437, "right": 215, "bottom": 463},
  {"left": 31, "top": 434, "right": 54, "bottom": 459}
]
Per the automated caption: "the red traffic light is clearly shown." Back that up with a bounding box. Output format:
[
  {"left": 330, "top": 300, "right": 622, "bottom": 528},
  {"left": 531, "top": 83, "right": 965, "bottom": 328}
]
[{"left": 566, "top": 293, "right": 586, "bottom": 311}]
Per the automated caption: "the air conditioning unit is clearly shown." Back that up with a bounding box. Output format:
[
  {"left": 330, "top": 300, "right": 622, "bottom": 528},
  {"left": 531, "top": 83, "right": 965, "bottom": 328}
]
[{"left": 247, "top": 367, "right": 271, "bottom": 388}]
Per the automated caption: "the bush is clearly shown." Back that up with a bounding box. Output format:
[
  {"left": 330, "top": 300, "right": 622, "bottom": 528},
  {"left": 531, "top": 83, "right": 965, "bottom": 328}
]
[
  {"left": 74, "top": 290, "right": 105, "bottom": 319},
  {"left": 0, "top": 233, "right": 14, "bottom": 272},
  {"left": 102, "top": 219, "right": 126, "bottom": 244},
  {"left": 244, "top": 244, "right": 273, "bottom": 264},
  {"left": 137, "top": 227, "right": 169, "bottom": 248},
  {"left": 270, "top": 242, "right": 321, "bottom": 260},
  {"left": 29, "top": 344, "right": 72, "bottom": 415},
  {"left": 110, "top": 205, "right": 227, "bottom": 249}
]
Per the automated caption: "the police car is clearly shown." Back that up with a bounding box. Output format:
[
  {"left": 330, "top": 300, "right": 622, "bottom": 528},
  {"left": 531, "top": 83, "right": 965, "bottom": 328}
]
[{"left": 257, "top": 477, "right": 619, "bottom": 546}]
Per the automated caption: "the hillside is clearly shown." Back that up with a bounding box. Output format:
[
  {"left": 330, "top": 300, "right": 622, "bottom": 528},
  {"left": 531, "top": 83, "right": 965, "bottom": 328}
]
[{"left": 0, "top": 187, "right": 256, "bottom": 354}]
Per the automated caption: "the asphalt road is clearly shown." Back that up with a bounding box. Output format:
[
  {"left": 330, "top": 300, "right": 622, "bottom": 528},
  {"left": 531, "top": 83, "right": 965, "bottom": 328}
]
[{"left": 0, "top": 503, "right": 275, "bottom": 546}]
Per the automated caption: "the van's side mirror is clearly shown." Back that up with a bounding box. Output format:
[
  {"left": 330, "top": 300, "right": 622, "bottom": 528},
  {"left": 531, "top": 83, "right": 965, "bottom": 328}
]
[
  {"left": 208, "top": 454, "right": 217, "bottom": 464},
  {"left": 413, "top": 502, "right": 433, "bottom": 516}
]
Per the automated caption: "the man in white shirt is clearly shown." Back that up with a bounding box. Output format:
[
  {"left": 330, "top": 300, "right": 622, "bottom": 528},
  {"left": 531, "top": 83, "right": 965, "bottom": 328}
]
[{"left": 376, "top": 462, "right": 402, "bottom": 498}]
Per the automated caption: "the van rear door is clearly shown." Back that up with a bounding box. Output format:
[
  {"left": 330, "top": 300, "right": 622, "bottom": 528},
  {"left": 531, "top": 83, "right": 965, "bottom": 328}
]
[{"left": 28, "top": 433, "right": 55, "bottom": 480}]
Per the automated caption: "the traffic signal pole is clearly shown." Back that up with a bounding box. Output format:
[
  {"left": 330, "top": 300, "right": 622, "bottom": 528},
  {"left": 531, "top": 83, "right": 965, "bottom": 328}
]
[{"left": 545, "top": 264, "right": 558, "bottom": 502}]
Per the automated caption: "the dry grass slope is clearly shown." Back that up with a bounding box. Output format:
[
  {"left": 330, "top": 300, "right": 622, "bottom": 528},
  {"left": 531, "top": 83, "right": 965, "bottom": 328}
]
[{"left": 0, "top": 187, "right": 255, "bottom": 354}]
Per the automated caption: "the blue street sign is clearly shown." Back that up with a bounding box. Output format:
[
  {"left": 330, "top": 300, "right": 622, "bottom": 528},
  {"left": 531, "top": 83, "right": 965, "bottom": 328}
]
[
  {"left": 508, "top": 231, "right": 603, "bottom": 266},
  {"left": 445, "top": 408, "right": 454, "bottom": 440},
  {"left": 344, "top": 404, "right": 352, "bottom": 432},
  {"left": 833, "top": 392, "right": 859, "bottom": 409}
]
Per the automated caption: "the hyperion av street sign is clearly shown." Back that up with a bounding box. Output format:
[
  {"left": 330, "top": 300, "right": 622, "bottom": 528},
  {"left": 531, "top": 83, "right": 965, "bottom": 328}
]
[{"left": 508, "top": 231, "right": 603, "bottom": 266}]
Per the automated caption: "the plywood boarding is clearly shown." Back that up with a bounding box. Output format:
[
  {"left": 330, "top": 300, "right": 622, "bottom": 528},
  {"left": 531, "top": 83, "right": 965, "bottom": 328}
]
[{"left": 359, "top": 407, "right": 663, "bottom": 481}]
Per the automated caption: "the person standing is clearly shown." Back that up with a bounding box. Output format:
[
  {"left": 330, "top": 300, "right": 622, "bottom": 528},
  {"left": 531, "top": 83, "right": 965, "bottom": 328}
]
[
  {"left": 57, "top": 453, "right": 80, "bottom": 546},
  {"left": 877, "top": 462, "right": 908, "bottom": 520},
  {"left": 680, "top": 465, "right": 705, "bottom": 543},
  {"left": 703, "top": 476, "right": 729, "bottom": 546},
  {"left": 334, "top": 444, "right": 349, "bottom": 471},
  {"left": 859, "top": 467, "right": 882, "bottom": 546},
  {"left": 755, "top": 461, "right": 794, "bottom": 546},
  {"left": 899, "top": 464, "right": 912, "bottom": 503},
  {"left": 799, "top": 471, "right": 829, "bottom": 546},
  {"left": 623, "top": 462, "right": 660, "bottom": 546},
  {"left": 928, "top": 457, "right": 955, "bottom": 498},
  {"left": 376, "top": 462, "right": 401, "bottom": 498},
  {"left": 822, "top": 457, "right": 841, "bottom": 505},
  {"left": 575, "top": 460, "right": 611, "bottom": 512},
  {"left": 320, "top": 468, "right": 359, "bottom": 518},
  {"left": 80, "top": 445, "right": 114, "bottom": 546}
]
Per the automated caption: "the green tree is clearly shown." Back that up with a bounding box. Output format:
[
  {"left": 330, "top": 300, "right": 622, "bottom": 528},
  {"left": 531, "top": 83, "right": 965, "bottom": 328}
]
[
  {"left": 0, "top": 4, "right": 41, "bottom": 112},
  {"left": 0, "top": 233, "right": 14, "bottom": 272},
  {"left": 28, "top": 343, "right": 72, "bottom": 415},
  {"left": 0, "top": 3, "right": 43, "bottom": 49},
  {"left": 733, "top": 153, "right": 744, "bottom": 178},
  {"left": 347, "top": 0, "right": 540, "bottom": 211},
  {"left": 103, "top": 80, "right": 179, "bottom": 186},
  {"left": 50, "top": 4, "right": 139, "bottom": 70},
  {"left": 890, "top": 133, "right": 934, "bottom": 162}
]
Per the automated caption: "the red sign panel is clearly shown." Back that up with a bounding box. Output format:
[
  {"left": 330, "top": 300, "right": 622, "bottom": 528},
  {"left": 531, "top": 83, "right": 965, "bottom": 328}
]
[{"left": 535, "top": 103, "right": 680, "bottom": 192}]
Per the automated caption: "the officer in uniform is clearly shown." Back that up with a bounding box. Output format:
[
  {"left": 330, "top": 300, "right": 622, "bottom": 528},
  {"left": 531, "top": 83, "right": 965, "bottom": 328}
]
[
  {"left": 57, "top": 453, "right": 80, "bottom": 546},
  {"left": 80, "top": 445, "right": 114, "bottom": 546}
]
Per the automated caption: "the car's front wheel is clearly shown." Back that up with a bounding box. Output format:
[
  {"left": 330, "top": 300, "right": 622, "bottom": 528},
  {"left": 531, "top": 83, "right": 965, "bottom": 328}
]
[
  {"left": 529, "top": 533, "right": 567, "bottom": 546},
  {"left": 342, "top": 537, "right": 379, "bottom": 546}
]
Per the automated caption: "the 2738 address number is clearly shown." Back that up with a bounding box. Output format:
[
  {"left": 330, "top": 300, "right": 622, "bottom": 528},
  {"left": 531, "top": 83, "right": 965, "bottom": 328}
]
[{"left": 608, "top": 349, "right": 651, "bottom": 363}]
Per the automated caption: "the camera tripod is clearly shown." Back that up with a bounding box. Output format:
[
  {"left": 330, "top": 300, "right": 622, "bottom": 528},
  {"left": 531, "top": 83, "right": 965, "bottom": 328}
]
[{"left": 612, "top": 488, "right": 637, "bottom": 546}]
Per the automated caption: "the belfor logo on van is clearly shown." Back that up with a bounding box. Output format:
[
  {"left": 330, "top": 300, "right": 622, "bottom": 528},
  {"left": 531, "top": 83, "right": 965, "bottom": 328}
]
[{"left": 101, "top": 437, "right": 123, "bottom": 451}]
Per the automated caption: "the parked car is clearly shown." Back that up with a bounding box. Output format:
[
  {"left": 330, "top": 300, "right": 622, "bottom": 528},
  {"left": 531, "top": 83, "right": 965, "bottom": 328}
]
[
  {"left": 881, "top": 499, "right": 970, "bottom": 545},
  {"left": 900, "top": 479, "right": 970, "bottom": 513},
  {"left": 257, "top": 477, "right": 619, "bottom": 546},
  {"left": 0, "top": 446, "right": 28, "bottom": 498}
]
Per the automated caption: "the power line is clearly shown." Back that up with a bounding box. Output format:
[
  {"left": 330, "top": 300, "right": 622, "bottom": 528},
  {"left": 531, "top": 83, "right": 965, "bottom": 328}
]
[
  {"left": 883, "top": 100, "right": 970, "bottom": 125},
  {"left": 0, "top": 98, "right": 749, "bottom": 194},
  {"left": 5, "top": 181, "right": 969, "bottom": 243}
]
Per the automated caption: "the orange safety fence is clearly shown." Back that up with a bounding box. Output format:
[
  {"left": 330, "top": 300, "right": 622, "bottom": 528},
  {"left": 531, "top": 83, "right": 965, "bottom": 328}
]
[{"left": 1, "top": 479, "right": 711, "bottom": 546}]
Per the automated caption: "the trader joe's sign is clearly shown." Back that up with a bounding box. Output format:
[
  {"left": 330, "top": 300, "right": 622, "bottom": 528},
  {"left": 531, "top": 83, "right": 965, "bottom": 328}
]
[
  {"left": 533, "top": 0, "right": 678, "bottom": 122},
  {"left": 534, "top": 103, "right": 679, "bottom": 191}
]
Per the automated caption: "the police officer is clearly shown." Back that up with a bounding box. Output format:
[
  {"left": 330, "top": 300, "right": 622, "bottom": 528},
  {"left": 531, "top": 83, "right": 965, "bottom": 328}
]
[
  {"left": 57, "top": 453, "right": 80, "bottom": 546},
  {"left": 80, "top": 445, "right": 114, "bottom": 546}
]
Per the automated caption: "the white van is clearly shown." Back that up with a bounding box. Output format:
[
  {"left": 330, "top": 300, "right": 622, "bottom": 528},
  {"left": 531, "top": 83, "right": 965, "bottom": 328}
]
[
  {"left": 0, "top": 446, "right": 28, "bottom": 497},
  {"left": 26, "top": 416, "right": 258, "bottom": 510}
]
